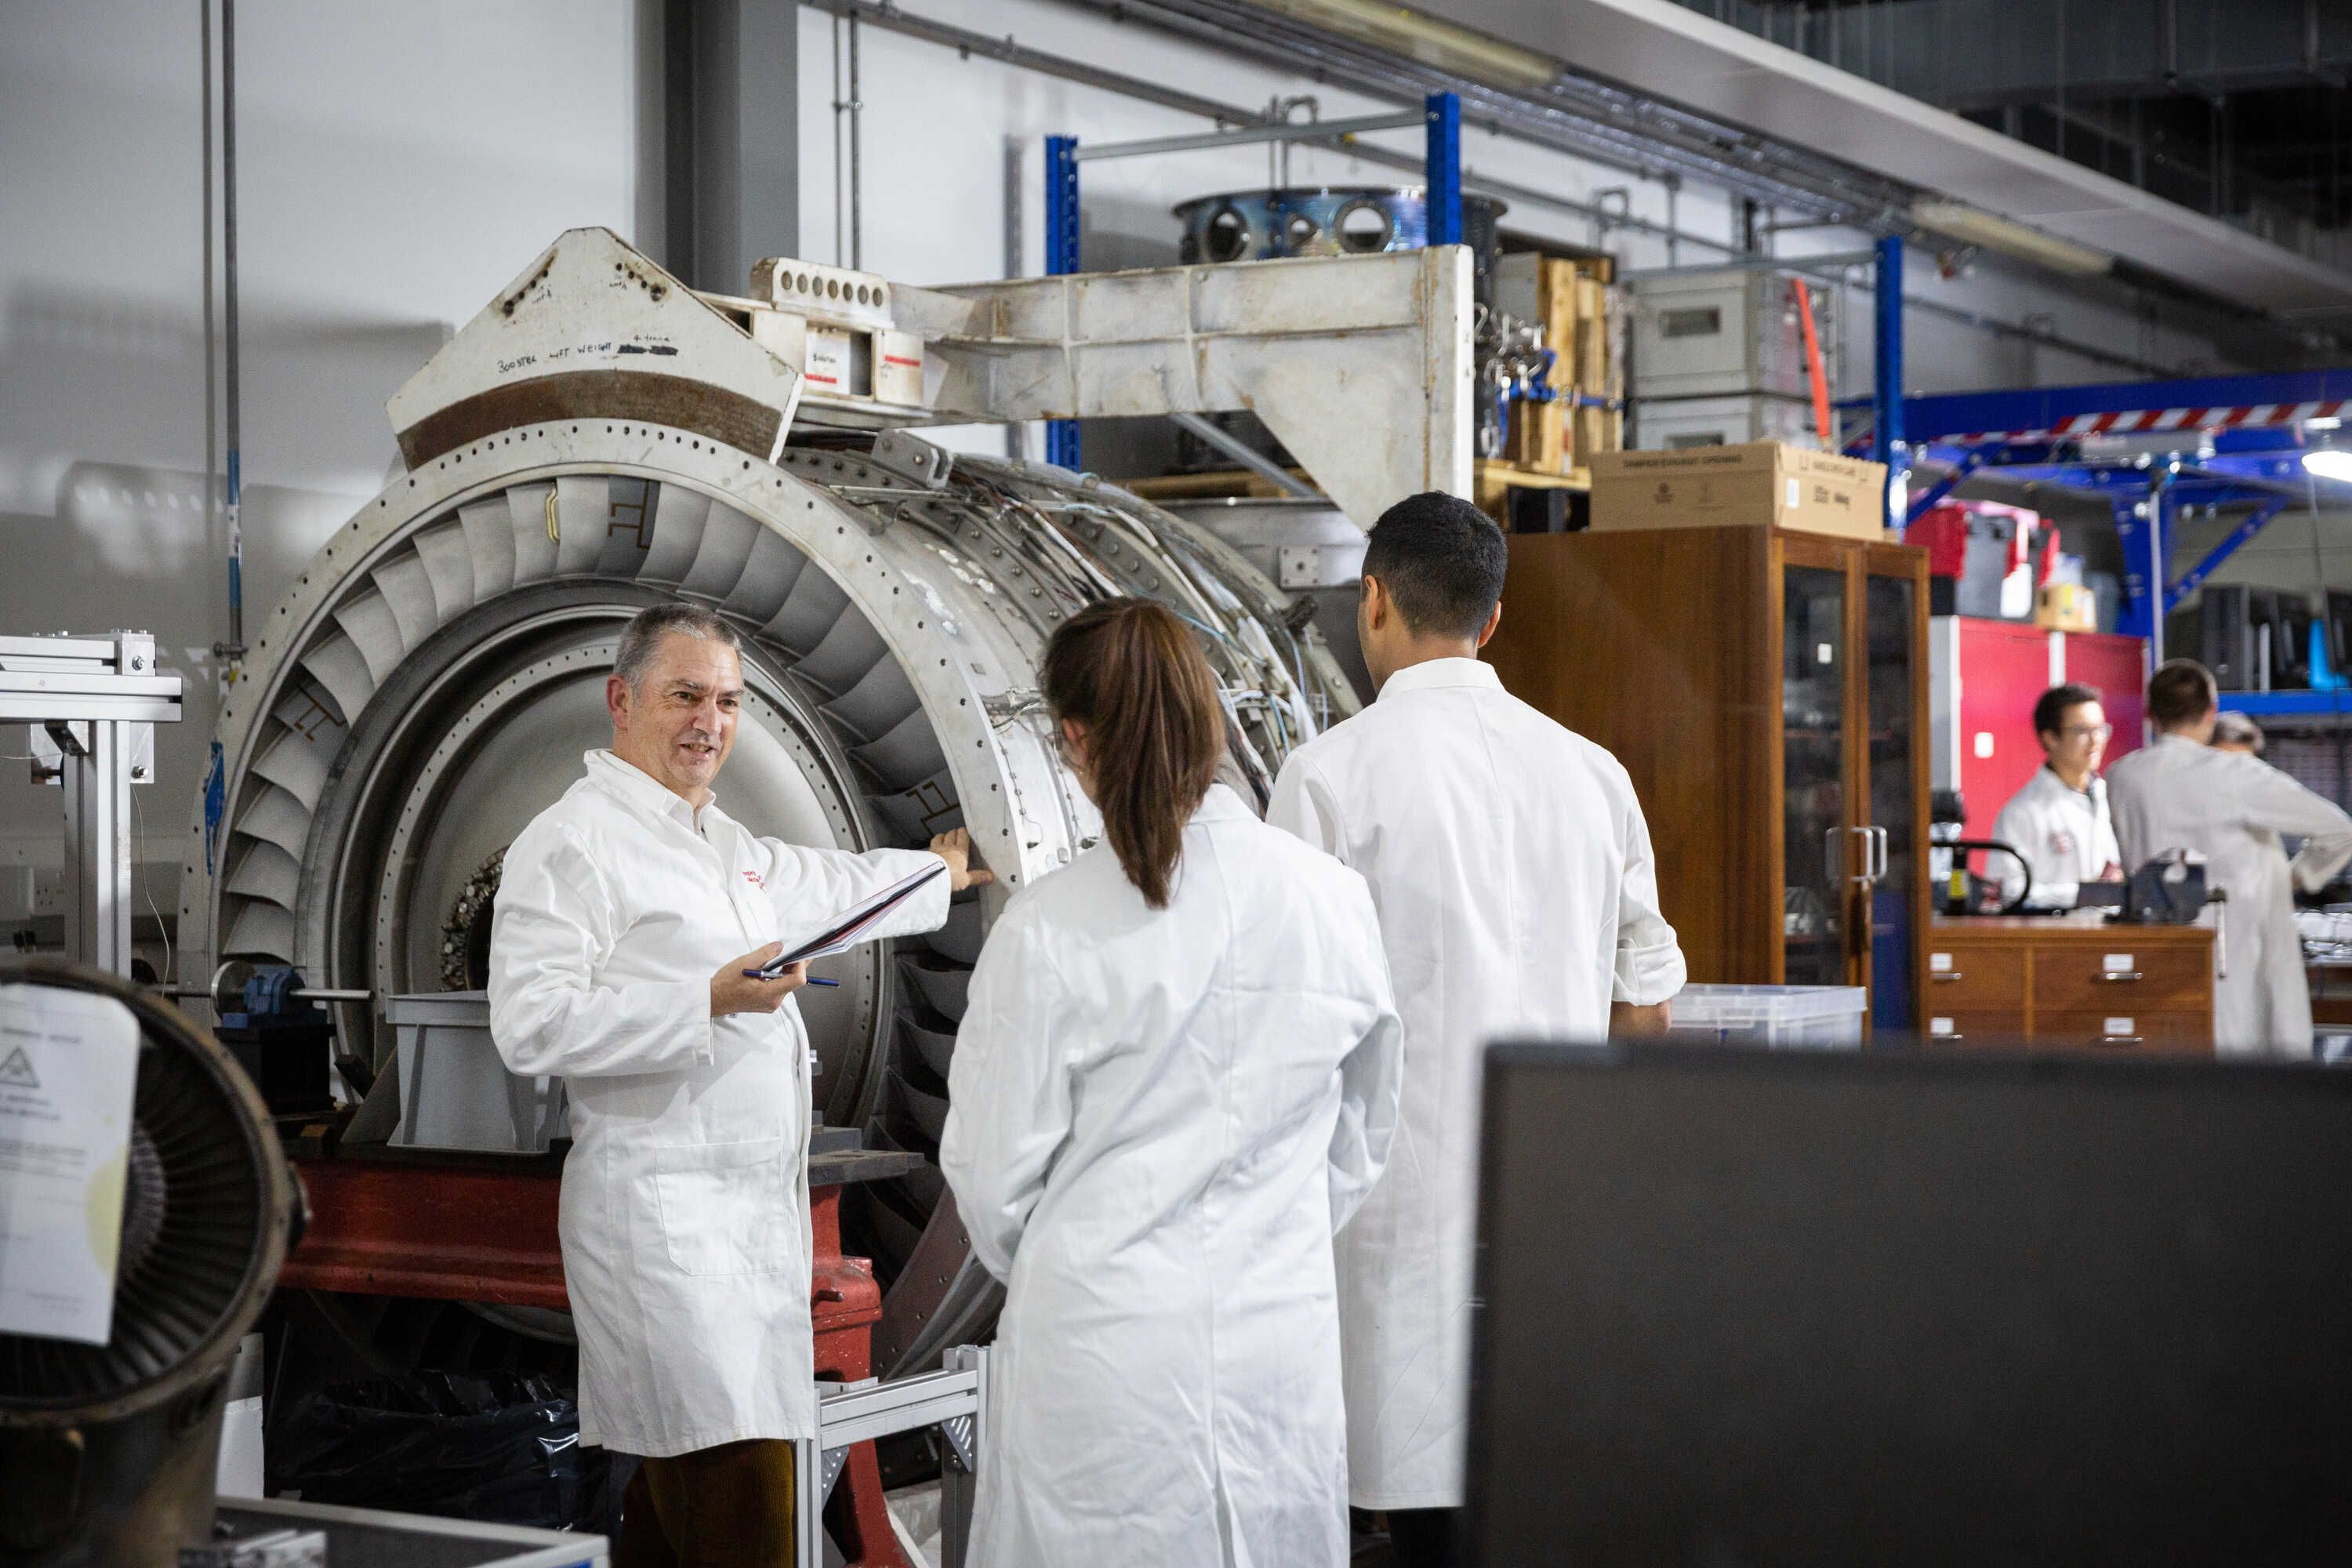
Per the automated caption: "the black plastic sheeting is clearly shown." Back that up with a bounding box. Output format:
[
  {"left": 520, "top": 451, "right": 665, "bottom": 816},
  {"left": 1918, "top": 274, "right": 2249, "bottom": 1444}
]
[{"left": 270, "top": 1371, "right": 611, "bottom": 1531}]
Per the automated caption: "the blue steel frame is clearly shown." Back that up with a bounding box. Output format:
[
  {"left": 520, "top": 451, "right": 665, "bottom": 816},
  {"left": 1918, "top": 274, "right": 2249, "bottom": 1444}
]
[
  {"left": 1044, "top": 134, "right": 1083, "bottom": 471},
  {"left": 1038, "top": 94, "right": 1465, "bottom": 475},
  {"left": 1843, "top": 369, "right": 2352, "bottom": 659},
  {"left": 1871, "top": 235, "right": 1904, "bottom": 532}
]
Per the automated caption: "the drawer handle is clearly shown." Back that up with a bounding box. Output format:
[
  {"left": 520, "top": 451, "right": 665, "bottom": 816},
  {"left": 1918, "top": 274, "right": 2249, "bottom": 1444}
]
[
  {"left": 1931, "top": 971, "right": 1968, "bottom": 983},
  {"left": 2092, "top": 1035, "right": 2143, "bottom": 1047},
  {"left": 2095, "top": 971, "right": 2144, "bottom": 983}
]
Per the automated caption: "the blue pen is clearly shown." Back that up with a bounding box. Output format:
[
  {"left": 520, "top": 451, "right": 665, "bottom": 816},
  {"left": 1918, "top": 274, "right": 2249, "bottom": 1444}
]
[{"left": 742, "top": 968, "right": 839, "bottom": 985}]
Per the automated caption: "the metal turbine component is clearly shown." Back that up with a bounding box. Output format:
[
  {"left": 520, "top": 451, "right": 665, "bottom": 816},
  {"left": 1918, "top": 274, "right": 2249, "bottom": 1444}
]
[
  {"left": 0, "top": 960, "right": 299, "bottom": 1568},
  {"left": 178, "top": 230, "right": 1358, "bottom": 1374}
]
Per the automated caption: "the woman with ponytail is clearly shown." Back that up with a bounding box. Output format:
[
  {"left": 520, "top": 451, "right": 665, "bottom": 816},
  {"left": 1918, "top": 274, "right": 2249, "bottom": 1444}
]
[{"left": 941, "top": 597, "right": 1403, "bottom": 1568}]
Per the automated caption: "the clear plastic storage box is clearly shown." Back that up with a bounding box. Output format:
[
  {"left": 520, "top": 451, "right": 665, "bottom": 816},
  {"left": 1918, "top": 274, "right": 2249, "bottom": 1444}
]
[{"left": 1664, "top": 983, "right": 1867, "bottom": 1050}]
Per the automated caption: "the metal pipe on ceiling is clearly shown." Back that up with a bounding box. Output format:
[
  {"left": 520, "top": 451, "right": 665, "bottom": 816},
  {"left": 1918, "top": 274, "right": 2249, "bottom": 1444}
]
[
  {"left": 800, "top": 0, "right": 2197, "bottom": 378},
  {"left": 1086, "top": 0, "right": 1918, "bottom": 223},
  {"left": 804, "top": 0, "right": 1742, "bottom": 254}
]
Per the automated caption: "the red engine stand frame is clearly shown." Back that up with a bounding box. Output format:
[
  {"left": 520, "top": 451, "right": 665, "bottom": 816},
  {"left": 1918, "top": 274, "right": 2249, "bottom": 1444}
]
[{"left": 280, "top": 1148, "right": 917, "bottom": 1566}]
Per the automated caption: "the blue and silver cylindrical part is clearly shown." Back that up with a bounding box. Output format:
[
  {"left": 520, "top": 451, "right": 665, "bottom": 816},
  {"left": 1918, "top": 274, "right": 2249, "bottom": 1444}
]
[{"left": 1172, "top": 185, "right": 1506, "bottom": 306}]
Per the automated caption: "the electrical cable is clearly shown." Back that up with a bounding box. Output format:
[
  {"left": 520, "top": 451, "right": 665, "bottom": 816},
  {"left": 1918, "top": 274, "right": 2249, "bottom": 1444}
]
[{"left": 131, "top": 779, "right": 172, "bottom": 984}]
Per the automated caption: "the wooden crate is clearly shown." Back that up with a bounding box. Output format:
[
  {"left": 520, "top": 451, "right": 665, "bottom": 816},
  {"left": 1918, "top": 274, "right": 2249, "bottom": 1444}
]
[
  {"left": 1472, "top": 459, "right": 1589, "bottom": 530},
  {"left": 1501, "top": 255, "right": 1623, "bottom": 477}
]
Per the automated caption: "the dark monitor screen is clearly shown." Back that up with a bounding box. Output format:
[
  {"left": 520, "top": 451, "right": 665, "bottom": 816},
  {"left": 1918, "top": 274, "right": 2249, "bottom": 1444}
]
[{"left": 1467, "top": 1044, "right": 2352, "bottom": 1566}]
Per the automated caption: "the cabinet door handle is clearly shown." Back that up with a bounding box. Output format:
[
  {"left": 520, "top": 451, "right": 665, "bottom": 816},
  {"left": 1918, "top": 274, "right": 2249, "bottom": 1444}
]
[
  {"left": 2092, "top": 1035, "right": 2144, "bottom": 1047},
  {"left": 1931, "top": 971, "right": 1967, "bottom": 983},
  {"left": 2095, "top": 971, "right": 2144, "bottom": 984}
]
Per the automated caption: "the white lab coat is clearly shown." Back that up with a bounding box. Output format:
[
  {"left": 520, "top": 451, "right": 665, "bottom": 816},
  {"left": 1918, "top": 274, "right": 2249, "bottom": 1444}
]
[
  {"left": 1265, "top": 656, "right": 1686, "bottom": 1511},
  {"left": 2106, "top": 734, "right": 2352, "bottom": 1058},
  {"left": 1990, "top": 765, "right": 2121, "bottom": 908},
  {"left": 488, "top": 749, "right": 948, "bottom": 1457},
  {"left": 939, "top": 784, "right": 1403, "bottom": 1568}
]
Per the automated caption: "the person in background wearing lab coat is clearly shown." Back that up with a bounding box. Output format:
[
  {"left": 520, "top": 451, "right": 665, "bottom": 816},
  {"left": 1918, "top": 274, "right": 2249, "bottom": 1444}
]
[
  {"left": 1989, "top": 682, "right": 2123, "bottom": 908},
  {"left": 2107, "top": 659, "right": 2352, "bottom": 1058},
  {"left": 488, "top": 603, "right": 989, "bottom": 1567},
  {"left": 2212, "top": 710, "right": 2267, "bottom": 756},
  {"left": 940, "top": 597, "right": 1403, "bottom": 1568},
  {"left": 1265, "top": 492, "right": 1688, "bottom": 1568}
]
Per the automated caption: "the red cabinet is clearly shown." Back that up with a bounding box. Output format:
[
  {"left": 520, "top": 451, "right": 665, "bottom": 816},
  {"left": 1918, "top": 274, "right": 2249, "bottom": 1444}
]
[{"left": 1930, "top": 617, "right": 2145, "bottom": 840}]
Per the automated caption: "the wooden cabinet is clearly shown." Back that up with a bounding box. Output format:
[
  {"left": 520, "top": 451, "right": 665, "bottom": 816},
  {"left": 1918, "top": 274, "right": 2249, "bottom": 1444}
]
[
  {"left": 1485, "top": 526, "right": 1930, "bottom": 1028},
  {"left": 1922, "top": 916, "right": 2215, "bottom": 1054}
]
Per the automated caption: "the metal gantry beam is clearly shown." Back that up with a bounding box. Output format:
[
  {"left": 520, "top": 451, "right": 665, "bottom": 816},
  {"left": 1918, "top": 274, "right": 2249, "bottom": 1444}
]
[
  {"left": 1898, "top": 368, "right": 2352, "bottom": 446},
  {"left": 2169, "top": 497, "right": 2295, "bottom": 613},
  {"left": 1036, "top": 93, "right": 1467, "bottom": 495},
  {"left": 1881, "top": 368, "right": 2352, "bottom": 653}
]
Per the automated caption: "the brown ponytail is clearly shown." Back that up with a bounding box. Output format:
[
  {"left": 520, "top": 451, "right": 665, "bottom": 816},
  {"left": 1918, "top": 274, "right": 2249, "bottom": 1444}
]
[{"left": 1041, "top": 598, "right": 1225, "bottom": 909}]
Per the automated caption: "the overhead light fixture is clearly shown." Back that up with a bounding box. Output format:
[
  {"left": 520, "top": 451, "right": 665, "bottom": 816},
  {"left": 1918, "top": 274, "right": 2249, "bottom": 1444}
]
[
  {"left": 1911, "top": 201, "right": 2112, "bottom": 278},
  {"left": 1247, "top": 0, "right": 1561, "bottom": 92},
  {"left": 2302, "top": 448, "right": 2352, "bottom": 483}
]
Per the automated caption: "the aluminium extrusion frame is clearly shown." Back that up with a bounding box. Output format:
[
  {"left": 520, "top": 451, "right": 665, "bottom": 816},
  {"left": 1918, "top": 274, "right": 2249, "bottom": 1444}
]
[
  {"left": 795, "top": 1344, "right": 990, "bottom": 1568},
  {"left": 0, "top": 633, "right": 182, "bottom": 976},
  {"left": 212, "top": 1496, "right": 606, "bottom": 1566},
  {"left": 1042, "top": 92, "right": 1466, "bottom": 476}
]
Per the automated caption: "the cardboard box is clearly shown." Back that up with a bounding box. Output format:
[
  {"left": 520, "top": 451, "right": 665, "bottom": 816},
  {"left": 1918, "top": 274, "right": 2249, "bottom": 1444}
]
[
  {"left": 2035, "top": 581, "right": 2098, "bottom": 633},
  {"left": 1588, "top": 441, "right": 1889, "bottom": 541}
]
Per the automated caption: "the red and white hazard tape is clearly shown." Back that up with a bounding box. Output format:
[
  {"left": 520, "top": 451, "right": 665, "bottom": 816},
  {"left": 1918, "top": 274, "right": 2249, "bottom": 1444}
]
[{"left": 1951, "top": 398, "right": 2347, "bottom": 445}]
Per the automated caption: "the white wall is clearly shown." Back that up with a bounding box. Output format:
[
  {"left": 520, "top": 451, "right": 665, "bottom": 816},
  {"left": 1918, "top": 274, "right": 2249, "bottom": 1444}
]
[
  {"left": 0, "top": 0, "right": 655, "bottom": 910},
  {"left": 0, "top": 0, "right": 2328, "bottom": 902}
]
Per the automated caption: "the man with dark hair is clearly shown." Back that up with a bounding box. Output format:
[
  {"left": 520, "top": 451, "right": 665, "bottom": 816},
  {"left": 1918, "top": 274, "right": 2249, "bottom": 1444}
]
[
  {"left": 1989, "top": 681, "right": 2122, "bottom": 908},
  {"left": 489, "top": 602, "right": 989, "bottom": 1564},
  {"left": 1356, "top": 489, "right": 1513, "bottom": 641},
  {"left": 1267, "top": 491, "right": 1686, "bottom": 1566},
  {"left": 2107, "top": 657, "right": 2352, "bottom": 1057}
]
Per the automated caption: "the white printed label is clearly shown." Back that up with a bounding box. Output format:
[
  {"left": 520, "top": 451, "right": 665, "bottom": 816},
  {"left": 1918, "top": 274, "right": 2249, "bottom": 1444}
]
[
  {"left": 803, "top": 324, "right": 853, "bottom": 392},
  {"left": 2103, "top": 953, "right": 2135, "bottom": 974},
  {"left": 873, "top": 329, "right": 924, "bottom": 406},
  {"left": 2104, "top": 1017, "right": 2134, "bottom": 1035},
  {"left": 1930, "top": 1016, "right": 1956, "bottom": 1036},
  {"left": 1973, "top": 731, "right": 1995, "bottom": 760},
  {"left": 0, "top": 985, "right": 140, "bottom": 1345},
  {"left": 1930, "top": 952, "right": 1955, "bottom": 973},
  {"left": 1786, "top": 477, "right": 1802, "bottom": 510}
]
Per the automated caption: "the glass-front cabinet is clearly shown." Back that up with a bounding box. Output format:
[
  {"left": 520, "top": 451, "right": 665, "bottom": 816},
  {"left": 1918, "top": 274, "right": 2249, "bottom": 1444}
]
[
  {"left": 1485, "top": 524, "right": 1933, "bottom": 1033},
  {"left": 1778, "top": 534, "right": 1929, "bottom": 1030}
]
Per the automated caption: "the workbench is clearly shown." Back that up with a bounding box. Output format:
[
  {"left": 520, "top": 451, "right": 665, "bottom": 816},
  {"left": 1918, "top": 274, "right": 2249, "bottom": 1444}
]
[{"left": 1922, "top": 913, "right": 2216, "bottom": 1053}]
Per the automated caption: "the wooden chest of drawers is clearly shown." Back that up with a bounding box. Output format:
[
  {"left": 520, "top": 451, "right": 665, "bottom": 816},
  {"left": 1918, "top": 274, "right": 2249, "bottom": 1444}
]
[{"left": 1922, "top": 915, "right": 2216, "bottom": 1055}]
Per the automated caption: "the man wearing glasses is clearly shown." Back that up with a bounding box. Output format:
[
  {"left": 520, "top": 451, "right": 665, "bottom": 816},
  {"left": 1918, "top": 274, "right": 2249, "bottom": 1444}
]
[{"left": 1991, "top": 682, "right": 2123, "bottom": 909}]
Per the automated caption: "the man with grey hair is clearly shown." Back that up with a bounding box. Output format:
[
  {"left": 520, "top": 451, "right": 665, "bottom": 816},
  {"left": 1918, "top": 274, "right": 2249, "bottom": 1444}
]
[
  {"left": 2212, "top": 710, "right": 2267, "bottom": 757},
  {"left": 489, "top": 601, "right": 990, "bottom": 1564}
]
